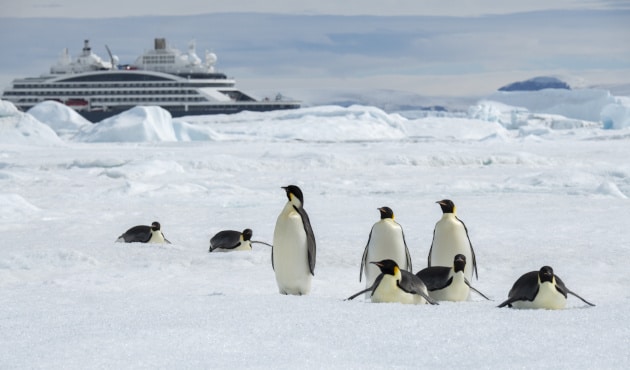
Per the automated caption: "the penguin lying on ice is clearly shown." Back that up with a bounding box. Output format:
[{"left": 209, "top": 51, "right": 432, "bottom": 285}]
[
  {"left": 116, "top": 221, "right": 170, "bottom": 244},
  {"left": 208, "top": 228, "right": 272, "bottom": 252},
  {"left": 347, "top": 259, "right": 438, "bottom": 305},
  {"left": 416, "top": 254, "right": 490, "bottom": 302},
  {"left": 498, "top": 265, "right": 595, "bottom": 309}
]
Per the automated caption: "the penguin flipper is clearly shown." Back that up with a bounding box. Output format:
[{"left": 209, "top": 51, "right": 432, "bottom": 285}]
[
  {"left": 400, "top": 225, "right": 413, "bottom": 272},
  {"left": 457, "top": 216, "right": 478, "bottom": 280},
  {"left": 416, "top": 266, "right": 452, "bottom": 291},
  {"left": 359, "top": 229, "right": 373, "bottom": 282},
  {"left": 346, "top": 286, "right": 374, "bottom": 301},
  {"left": 346, "top": 276, "right": 382, "bottom": 301},
  {"left": 251, "top": 240, "right": 273, "bottom": 247},
  {"left": 555, "top": 277, "right": 595, "bottom": 306},
  {"left": 399, "top": 271, "right": 439, "bottom": 305},
  {"left": 427, "top": 227, "right": 437, "bottom": 267},
  {"left": 566, "top": 289, "right": 596, "bottom": 307},
  {"left": 465, "top": 279, "right": 491, "bottom": 300},
  {"left": 296, "top": 206, "right": 316, "bottom": 276}
]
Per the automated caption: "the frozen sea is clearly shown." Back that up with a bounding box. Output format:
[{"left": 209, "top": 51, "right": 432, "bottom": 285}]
[{"left": 1, "top": 89, "right": 629, "bottom": 369}]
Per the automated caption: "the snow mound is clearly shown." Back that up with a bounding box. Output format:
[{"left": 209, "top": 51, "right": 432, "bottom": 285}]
[
  {"left": 0, "top": 193, "right": 41, "bottom": 220},
  {"left": 0, "top": 100, "right": 64, "bottom": 146},
  {"left": 27, "top": 101, "right": 91, "bottom": 137},
  {"left": 468, "top": 100, "right": 599, "bottom": 130},
  {"left": 601, "top": 97, "right": 630, "bottom": 129},
  {"left": 595, "top": 181, "right": 627, "bottom": 198},
  {"left": 184, "top": 105, "right": 408, "bottom": 142},
  {"left": 71, "top": 106, "right": 222, "bottom": 142},
  {"left": 74, "top": 106, "right": 177, "bottom": 142},
  {"left": 484, "top": 88, "right": 614, "bottom": 122}
]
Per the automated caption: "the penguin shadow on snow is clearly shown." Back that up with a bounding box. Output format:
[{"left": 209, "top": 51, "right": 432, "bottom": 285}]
[{"left": 208, "top": 228, "right": 273, "bottom": 252}]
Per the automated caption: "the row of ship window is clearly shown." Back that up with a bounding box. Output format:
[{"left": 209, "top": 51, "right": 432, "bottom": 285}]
[
  {"left": 6, "top": 90, "right": 200, "bottom": 96},
  {"left": 12, "top": 83, "right": 229, "bottom": 89},
  {"left": 17, "top": 97, "right": 207, "bottom": 103}
]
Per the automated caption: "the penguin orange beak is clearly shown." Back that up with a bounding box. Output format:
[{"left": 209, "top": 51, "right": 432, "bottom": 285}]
[{"left": 370, "top": 261, "right": 383, "bottom": 267}]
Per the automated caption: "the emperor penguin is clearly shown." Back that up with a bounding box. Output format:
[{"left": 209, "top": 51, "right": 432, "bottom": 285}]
[
  {"left": 209, "top": 228, "right": 273, "bottom": 252},
  {"left": 498, "top": 266, "right": 596, "bottom": 309},
  {"left": 428, "top": 199, "right": 477, "bottom": 281},
  {"left": 272, "top": 185, "right": 316, "bottom": 295},
  {"left": 116, "top": 221, "right": 170, "bottom": 244},
  {"left": 347, "top": 259, "right": 437, "bottom": 305},
  {"left": 360, "top": 207, "right": 413, "bottom": 291},
  {"left": 416, "top": 254, "right": 490, "bottom": 302}
]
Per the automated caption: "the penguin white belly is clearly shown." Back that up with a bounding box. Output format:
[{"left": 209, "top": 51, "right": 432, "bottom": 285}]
[
  {"left": 273, "top": 206, "right": 311, "bottom": 295},
  {"left": 429, "top": 272, "right": 470, "bottom": 302},
  {"left": 364, "top": 221, "right": 409, "bottom": 288},
  {"left": 371, "top": 275, "right": 426, "bottom": 305},
  {"left": 512, "top": 282, "right": 566, "bottom": 310},
  {"left": 431, "top": 216, "right": 473, "bottom": 280},
  {"left": 233, "top": 241, "right": 252, "bottom": 251},
  {"left": 148, "top": 231, "right": 166, "bottom": 244}
]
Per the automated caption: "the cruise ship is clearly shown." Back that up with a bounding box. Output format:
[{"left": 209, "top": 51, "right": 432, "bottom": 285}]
[{"left": 1, "top": 38, "right": 300, "bottom": 122}]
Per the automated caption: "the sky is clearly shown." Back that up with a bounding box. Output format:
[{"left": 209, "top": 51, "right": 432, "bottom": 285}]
[
  {"left": 4, "top": 0, "right": 623, "bottom": 18},
  {"left": 1, "top": 1, "right": 629, "bottom": 100}
]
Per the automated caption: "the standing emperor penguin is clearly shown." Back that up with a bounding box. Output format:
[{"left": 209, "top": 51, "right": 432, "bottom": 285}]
[
  {"left": 428, "top": 199, "right": 477, "bottom": 281},
  {"left": 360, "top": 207, "right": 412, "bottom": 290},
  {"left": 272, "top": 185, "right": 316, "bottom": 295},
  {"left": 498, "top": 266, "right": 595, "bottom": 309}
]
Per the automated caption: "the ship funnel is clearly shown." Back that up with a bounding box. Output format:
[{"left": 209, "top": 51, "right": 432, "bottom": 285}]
[{"left": 154, "top": 38, "right": 166, "bottom": 50}]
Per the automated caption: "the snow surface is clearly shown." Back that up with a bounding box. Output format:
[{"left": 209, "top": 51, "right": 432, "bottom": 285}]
[{"left": 1, "top": 91, "right": 630, "bottom": 368}]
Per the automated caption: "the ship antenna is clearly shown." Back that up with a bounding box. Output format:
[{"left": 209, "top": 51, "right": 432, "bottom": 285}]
[{"left": 105, "top": 44, "right": 115, "bottom": 70}]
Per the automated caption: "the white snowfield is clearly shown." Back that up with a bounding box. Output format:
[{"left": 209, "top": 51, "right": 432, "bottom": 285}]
[{"left": 1, "top": 88, "right": 629, "bottom": 368}]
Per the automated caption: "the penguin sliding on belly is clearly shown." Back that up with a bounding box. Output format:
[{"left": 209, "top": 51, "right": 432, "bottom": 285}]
[
  {"left": 347, "top": 259, "right": 438, "bottom": 305},
  {"left": 272, "top": 185, "right": 316, "bottom": 295},
  {"left": 208, "top": 228, "right": 273, "bottom": 252},
  {"left": 360, "top": 207, "right": 413, "bottom": 291},
  {"left": 116, "top": 221, "right": 170, "bottom": 244},
  {"left": 428, "top": 199, "right": 478, "bottom": 281},
  {"left": 498, "top": 266, "right": 595, "bottom": 309},
  {"left": 416, "top": 254, "right": 490, "bottom": 302}
]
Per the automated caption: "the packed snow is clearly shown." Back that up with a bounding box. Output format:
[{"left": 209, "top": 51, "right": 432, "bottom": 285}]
[{"left": 1, "top": 88, "right": 630, "bottom": 368}]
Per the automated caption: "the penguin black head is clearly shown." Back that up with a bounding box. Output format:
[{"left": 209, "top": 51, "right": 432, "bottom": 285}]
[
  {"left": 538, "top": 266, "right": 555, "bottom": 283},
  {"left": 370, "top": 259, "right": 400, "bottom": 276},
  {"left": 453, "top": 254, "right": 466, "bottom": 273},
  {"left": 378, "top": 206, "right": 394, "bottom": 220},
  {"left": 242, "top": 228, "right": 253, "bottom": 241},
  {"left": 151, "top": 221, "right": 161, "bottom": 231},
  {"left": 436, "top": 199, "right": 456, "bottom": 214},
  {"left": 282, "top": 185, "right": 304, "bottom": 206}
]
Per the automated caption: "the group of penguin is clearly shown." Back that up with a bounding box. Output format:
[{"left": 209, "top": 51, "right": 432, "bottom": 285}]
[{"left": 116, "top": 185, "right": 596, "bottom": 310}]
